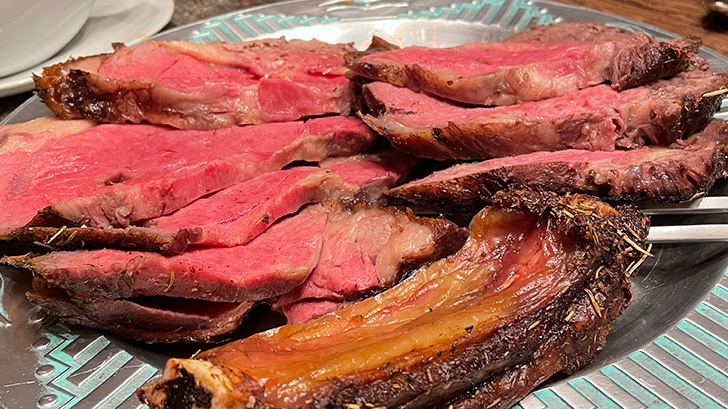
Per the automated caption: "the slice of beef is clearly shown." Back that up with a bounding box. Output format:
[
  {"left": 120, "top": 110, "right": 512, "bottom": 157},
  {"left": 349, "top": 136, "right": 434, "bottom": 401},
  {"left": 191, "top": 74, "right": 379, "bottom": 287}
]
[
  {"left": 137, "top": 190, "right": 647, "bottom": 409},
  {"left": 274, "top": 204, "right": 468, "bottom": 323},
  {"left": 28, "top": 277, "right": 253, "bottom": 343},
  {"left": 362, "top": 71, "right": 727, "bottom": 160},
  {"left": 389, "top": 119, "right": 728, "bottom": 214},
  {"left": 35, "top": 39, "right": 356, "bottom": 129},
  {"left": 146, "top": 150, "right": 419, "bottom": 246},
  {"left": 3, "top": 206, "right": 329, "bottom": 303},
  {"left": 0, "top": 116, "right": 374, "bottom": 230},
  {"left": 348, "top": 23, "right": 704, "bottom": 106},
  {"left": 0, "top": 150, "right": 417, "bottom": 254}
]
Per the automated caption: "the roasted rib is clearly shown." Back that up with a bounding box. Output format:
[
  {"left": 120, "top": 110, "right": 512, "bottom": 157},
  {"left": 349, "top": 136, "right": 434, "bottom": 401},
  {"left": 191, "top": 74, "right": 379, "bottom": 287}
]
[{"left": 137, "top": 190, "right": 648, "bottom": 409}]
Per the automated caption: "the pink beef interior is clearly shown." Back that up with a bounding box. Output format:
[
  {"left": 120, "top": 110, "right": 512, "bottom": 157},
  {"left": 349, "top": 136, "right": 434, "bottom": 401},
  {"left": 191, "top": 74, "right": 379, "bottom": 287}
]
[
  {"left": 97, "top": 43, "right": 258, "bottom": 93},
  {"left": 151, "top": 168, "right": 322, "bottom": 230},
  {"left": 95, "top": 42, "right": 349, "bottom": 94},
  {"left": 0, "top": 116, "right": 368, "bottom": 229},
  {"left": 365, "top": 81, "right": 650, "bottom": 128},
  {"left": 19, "top": 206, "right": 329, "bottom": 302},
  {"left": 322, "top": 157, "right": 402, "bottom": 186},
  {"left": 362, "top": 42, "right": 589, "bottom": 78}
]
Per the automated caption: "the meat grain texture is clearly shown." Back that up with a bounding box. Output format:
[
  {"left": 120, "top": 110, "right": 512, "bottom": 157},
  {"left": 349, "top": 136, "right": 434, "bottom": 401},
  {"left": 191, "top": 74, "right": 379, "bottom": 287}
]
[
  {"left": 389, "top": 119, "right": 728, "bottom": 214},
  {"left": 35, "top": 39, "right": 357, "bottom": 129},
  {"left": 349, "top": 22, "right": 705, "bottom": 106}
]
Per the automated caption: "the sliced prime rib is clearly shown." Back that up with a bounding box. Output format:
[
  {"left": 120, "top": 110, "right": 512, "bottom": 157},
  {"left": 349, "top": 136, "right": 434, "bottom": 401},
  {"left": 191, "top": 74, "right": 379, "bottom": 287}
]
[
  {"left": 4, "top": 203, "right": 465, "bottom": 306},
  {"left": 0, "top": 150, "right": 417, "bottom": 254},
  {"left": 35, "top": 39, "right": 356, "bottom": 129},
  {"left": 137, "top": 190, "right": 648, "bottom": 409},
  {"left": 275, "top": 205, "right": 468, "bottom": 323},
  {"left": 362, "top": 71, "right": 727, "bottom": 159},
  {"left": 3, "top": 206, "right": 330, "bottom": 303},
  {"left": 0, "top": 116, "right": 375, "bottom": 230},
  {"left": 389, "top": 119, "right": 728, "bottom": 214},
  {"left": 348, "top": 22, "right": 705, "bottom": 106},
  {"left": 28, "top": 276, "right": 253, "bottom": 343}
]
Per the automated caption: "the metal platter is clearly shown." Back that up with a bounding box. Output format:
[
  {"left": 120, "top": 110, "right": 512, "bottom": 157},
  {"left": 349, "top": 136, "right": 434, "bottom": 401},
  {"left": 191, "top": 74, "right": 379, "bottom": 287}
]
[{"left": 2, "top": 1, "right": 728, "bottom": 408}]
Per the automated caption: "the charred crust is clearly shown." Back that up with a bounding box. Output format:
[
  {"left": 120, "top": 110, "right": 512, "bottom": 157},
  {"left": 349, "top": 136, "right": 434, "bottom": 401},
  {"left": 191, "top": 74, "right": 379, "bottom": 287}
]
[
  {"left": 490, "top": 189, "right": 649, "bottom": 250},
  {"left": 611, "top": 38, "right": 700, "bottom": 91},
  {"left": 160, "top": 369, "right": 213, "bottom": 409},
  {"left": 322, "top": 190, "right": 645, "bottom": 408},
  {"left": 345, "top": 35, "right": 400, "bottom": 69},
  {"left": 677, "top": 75, "right": 728, "bottom": 139},
  {"left": 441, "top": 251, "right": 632, "bottom": 409},
  {"left": 0, "top": 226, "right": 191, "bottom": 255}
]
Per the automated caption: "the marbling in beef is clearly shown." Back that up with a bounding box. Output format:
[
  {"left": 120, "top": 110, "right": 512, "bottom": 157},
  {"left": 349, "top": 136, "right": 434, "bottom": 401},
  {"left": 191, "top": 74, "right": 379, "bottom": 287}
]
[
  {"left": 389, "top": 119, "right": 728, "bottom": 214},
  {"left": 349, "top": 22, "right": 705, "bottom": 106},
  {"left": 275, "top": 205, "right": 467, "bottom": 323},
  {"left": 35, "top": 39, "right": 356, "bottom": 129},
  {"left": 137, "top": 190, "right": 647, "bottom": 409},
  {"left": 361, "top": 71, "right": 727, "bottom": 160}
]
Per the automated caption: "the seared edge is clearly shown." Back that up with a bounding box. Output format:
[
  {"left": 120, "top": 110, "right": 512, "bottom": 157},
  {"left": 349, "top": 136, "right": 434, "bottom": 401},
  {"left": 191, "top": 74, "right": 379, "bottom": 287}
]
[
  {"left": 318, "top": 192, "right": 647, "bottom": 409},
  {"left": 439, "top": 233, "right": 633, "bottom": 409},
  {"left": 136, "top": 190, "right": 648, "bottom": 409},
  {"left": 388, "top": 119, "right": 728, "bottom": 215},
  {"left": 348, "top": 34, "right": 703, "bottom": 106},
  {"left": 361, "top": 73, "right": 728, "bottom": 161},
  {"left": 28, "top": 276, "right": 254, "bottom": 344},
  {"left": 0, "top": 226, "right": 196, "bottom": 256}
]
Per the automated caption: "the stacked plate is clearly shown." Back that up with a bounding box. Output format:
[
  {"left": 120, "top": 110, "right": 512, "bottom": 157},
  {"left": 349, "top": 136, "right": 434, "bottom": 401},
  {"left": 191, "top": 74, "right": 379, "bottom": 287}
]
[{"left": 0, "top": 0, "right": 174, "bottom": 98}]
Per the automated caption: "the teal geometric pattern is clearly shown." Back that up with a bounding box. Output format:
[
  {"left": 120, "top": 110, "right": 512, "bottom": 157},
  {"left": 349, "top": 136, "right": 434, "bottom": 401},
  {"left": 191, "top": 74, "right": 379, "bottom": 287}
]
[
  {"left": 512, "top": 272, "right": 728, "bottom": 408},
  {"left": 189, "top": 0, "right": 558, "bottom": 43},
  {"left": 32, "top": 320, "right": 158, "bottom": 409}
]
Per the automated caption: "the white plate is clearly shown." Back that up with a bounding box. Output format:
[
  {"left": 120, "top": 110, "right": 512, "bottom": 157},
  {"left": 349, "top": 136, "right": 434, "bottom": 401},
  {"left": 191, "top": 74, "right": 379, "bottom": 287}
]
[{"left": 0, "top": 0, "right": 174, "bottom": 98}]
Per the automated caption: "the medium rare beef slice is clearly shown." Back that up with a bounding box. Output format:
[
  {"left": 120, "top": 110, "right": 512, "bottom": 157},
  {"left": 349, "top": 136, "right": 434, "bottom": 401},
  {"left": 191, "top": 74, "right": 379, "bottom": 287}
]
[
  {"left": 143, "top": 150, "right": 419, "bottom": 248},
  {"left": 35, "top": 38, "right": 356, "bottom": 129},
  {"left": 1, "top": 150, "right": 416, "bottom": 254},
  {"left": 389, "top": 119, "right": 728, "bottom": 214},
  {"left": 3, "top": 206, "right": 329, "bottom": 303},
  {"left": 362, "top": 71, "right": 727, "bottom": 160},
  {"left": 29, "top": 276, "right": 253, "bottom": 343},
  {"left": 275, "top": 204, "right": 467, "bottom": 323},
  {"left": 349, "top": 22, "right": 704, "bottom": 106},
  {"left": 0, "top": 116, "right": 374, "bottom": 230},
  {"left": 137, "top": 190, "right": 647, "bottom": 409}
]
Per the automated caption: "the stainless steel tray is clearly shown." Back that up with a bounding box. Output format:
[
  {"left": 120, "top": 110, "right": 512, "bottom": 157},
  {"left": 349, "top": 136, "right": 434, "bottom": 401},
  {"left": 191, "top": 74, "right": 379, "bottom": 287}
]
[{"left": 2, "top": 1, "right": 728, "bottom": 408}]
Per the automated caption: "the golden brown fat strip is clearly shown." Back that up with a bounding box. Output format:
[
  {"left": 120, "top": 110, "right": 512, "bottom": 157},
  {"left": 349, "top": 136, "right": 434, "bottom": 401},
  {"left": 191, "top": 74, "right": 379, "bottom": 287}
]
[{"left": 137, "top": 190, "right": 649, "bottom": 409}]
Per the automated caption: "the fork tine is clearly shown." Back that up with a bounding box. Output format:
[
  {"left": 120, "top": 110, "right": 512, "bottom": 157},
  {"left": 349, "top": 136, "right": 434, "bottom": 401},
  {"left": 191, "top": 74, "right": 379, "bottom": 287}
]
[
  {"left": 648, "top": 224, "right": 728, "bottom": 243},
  {"left": 639, "top": 196, "right": 728, "bottom": 215}
]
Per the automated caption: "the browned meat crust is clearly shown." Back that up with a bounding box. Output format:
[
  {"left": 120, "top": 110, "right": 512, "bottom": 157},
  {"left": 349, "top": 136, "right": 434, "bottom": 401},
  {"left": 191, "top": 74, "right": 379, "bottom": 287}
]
[
  {"left": 439, "top": 256, "right": 630, "bottom": 409},
  {"left": 29, "top": 277, "right": 253, "bottom": 343},
  {"left": 361, "top": 72, "right": 727, "bottom": 160},
  {"left": 0, "top": 226, "right": 193, "bottom": 255},
  {"left": 348, "top": 24, "right": 705, "bottom": 106},
  {"left": 136, "top": 190, "right": 648, "bottom": 409},
  {"left": 388, "top": 119, "right": 728, "bottom": 215}
]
